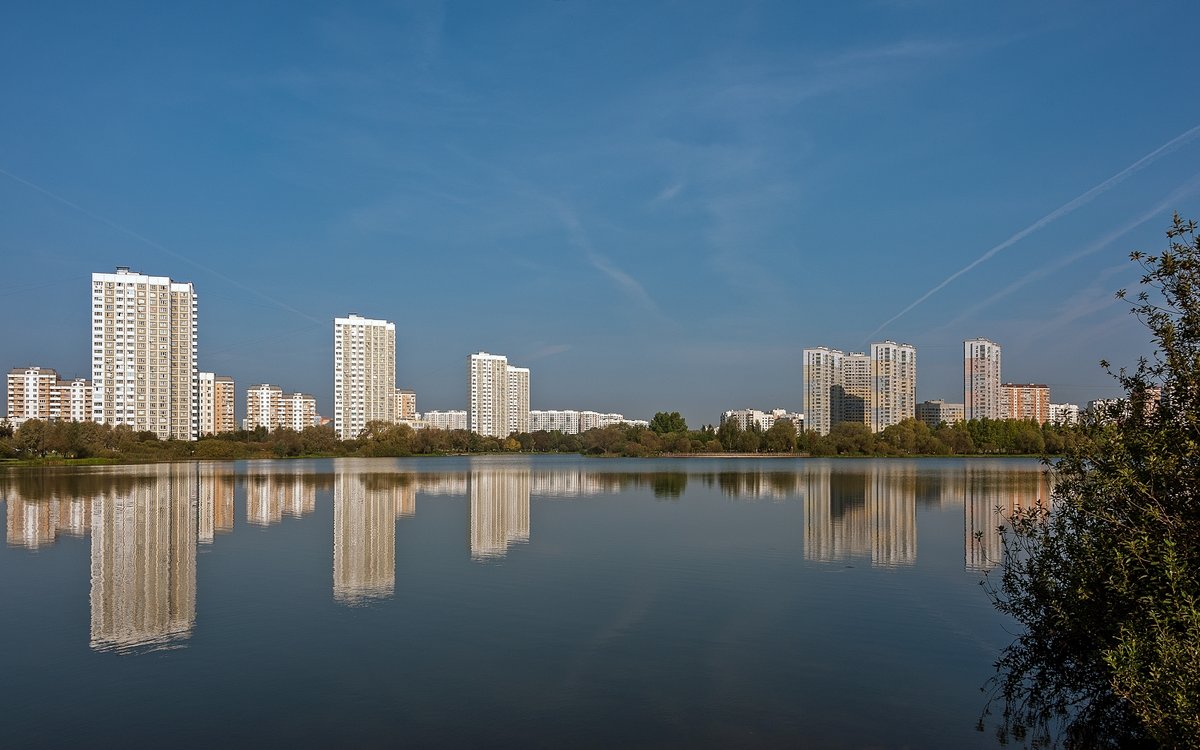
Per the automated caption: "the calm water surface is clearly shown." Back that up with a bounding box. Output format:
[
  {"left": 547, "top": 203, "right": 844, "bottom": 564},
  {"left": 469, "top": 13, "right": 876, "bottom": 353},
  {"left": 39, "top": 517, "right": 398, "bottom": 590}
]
[{"left": 0, "top": 456, "right": 1049, "bottom": 748}]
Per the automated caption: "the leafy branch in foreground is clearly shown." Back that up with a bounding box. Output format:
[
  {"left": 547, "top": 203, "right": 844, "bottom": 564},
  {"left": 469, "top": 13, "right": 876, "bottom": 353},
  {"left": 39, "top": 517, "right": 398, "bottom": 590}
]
[{"left": 984, "top": 214, "right": 1200, "bottom": 748}]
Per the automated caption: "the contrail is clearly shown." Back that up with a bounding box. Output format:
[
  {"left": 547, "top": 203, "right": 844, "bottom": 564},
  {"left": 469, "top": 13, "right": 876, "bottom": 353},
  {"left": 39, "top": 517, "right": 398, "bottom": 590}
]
[
  {"left": 0, "top": 166, "right": 325, "bottom": 326},
  {"left": 866, "top": 122, "right": 1200, "bottom": 341},
  {"left": 941, "top": 173, "right": 1200, "bottom": 329}
]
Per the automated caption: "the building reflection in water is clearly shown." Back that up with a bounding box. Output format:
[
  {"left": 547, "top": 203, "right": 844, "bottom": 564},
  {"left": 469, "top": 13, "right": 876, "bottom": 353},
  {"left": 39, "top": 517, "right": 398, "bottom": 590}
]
[
  {"left": 804, "top": 463, "right": 917, "bottom": 568},
  {"left": 333, "top": 473, "right": 397, "bottom": 605},
  {"left": 469, "top": 469, "right": 531, "bottom": 560},
  {"left": 197, "top": 465, "right": 235, "bottom": 544},
  {"left": 245, "top": 470, "right": 317, "bottom": 528},
  {"left": 89, "top": 466, "right": 197, "bottom": 653},
  {"left": 4, "top": 488, "right": 93, "bottom": 550},
  {"left": 964, "top": 466, "right": 1051, "bottom": 571}
]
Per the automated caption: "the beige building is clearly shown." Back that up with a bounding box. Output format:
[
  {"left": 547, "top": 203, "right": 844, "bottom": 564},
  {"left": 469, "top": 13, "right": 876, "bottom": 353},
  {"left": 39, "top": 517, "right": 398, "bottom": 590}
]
[
  {"left": 1000, "top": 383, "right": 1051, "bottom": 424},
  {"left": 804, "top": 342, "right": 917, "bottom": 434},
  {"left": 333, "top": 472, "right": 396, "bottom": 604},
  {"left": 6, "top": 367, "right": 93, "bottom": 425},
  {"left": 915, "top": 400, "right": 965, "bottom": 428},
  {"left": 802, "top": 347, "right": 843, "bottom": 436},
  {"left": 393, "top": 389, "right": 417, "bottom": 421},
  {"left": 92, "top": 268, "right": 198, "bottom": 440},
  {"left": 964, "top": 338, "right": 1002, "bottom": 421},
  {"left": 198, "top": 373, "right": 236, "bottom": 436},
  {"left": 334, "top": 314, "right": 396, "bottom": 440},
  {"left": 469, "top": 468, "right": 531, "bottom": 560},
  {"left": 870, "top": 341, "right": 917, "bottom": 432},
  {"left": 467, "top": 352, "right": 530, "bottom": 438},
  {"left": 841, "top": 352, "right": 872, "bottom": 427},
  {"left": 90, "top": 465, "right": 197, "bottom": 652},
  {"left": 246, "top": 384, "right": 317, "bottom": 432}
]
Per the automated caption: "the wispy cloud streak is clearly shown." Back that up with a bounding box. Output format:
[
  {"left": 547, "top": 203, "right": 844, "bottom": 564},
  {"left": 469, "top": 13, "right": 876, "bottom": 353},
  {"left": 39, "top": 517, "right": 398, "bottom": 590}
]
[{"left": 866, "top": 122, "right": 1200, "bottom": 340}]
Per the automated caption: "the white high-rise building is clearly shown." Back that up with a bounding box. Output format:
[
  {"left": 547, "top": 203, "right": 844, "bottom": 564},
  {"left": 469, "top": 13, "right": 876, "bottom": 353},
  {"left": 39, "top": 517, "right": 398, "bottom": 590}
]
[
  {"left": 803, "top": 347, "right": 843, "bottom": 436},
  {"left": 334, "top": 315, "right": 396, "bottom": 440},
  {"left": 92, "top": 268, "right": 198, "bottom": 440},
  {"left": 964, "top": 338, "right": 1002, "bottom": 421},
  {"left": 507, "top": 366, "right": 530, "bottom": 436},
  {"left": 467, "top": 352, "right": 530, "bottom": 438},
  {"left": 870, "top": 341, "right": 917, "bottom": 432}
]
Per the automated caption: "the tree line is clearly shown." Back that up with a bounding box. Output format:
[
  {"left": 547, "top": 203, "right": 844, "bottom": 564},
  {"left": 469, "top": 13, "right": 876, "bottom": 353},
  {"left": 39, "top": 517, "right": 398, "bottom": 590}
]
[{"left": 0, "top": 410, "right": 1088, "bottom": 463}]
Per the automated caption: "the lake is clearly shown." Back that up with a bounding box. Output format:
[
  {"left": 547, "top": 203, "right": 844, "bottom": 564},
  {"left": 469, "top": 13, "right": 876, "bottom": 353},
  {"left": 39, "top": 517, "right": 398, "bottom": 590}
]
[{"left": 0, "top": 456, "right": 1049, "bottom": 748}]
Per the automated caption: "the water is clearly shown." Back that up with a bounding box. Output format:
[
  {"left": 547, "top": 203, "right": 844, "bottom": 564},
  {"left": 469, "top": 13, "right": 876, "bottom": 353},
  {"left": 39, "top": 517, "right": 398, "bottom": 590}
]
[{"left": 0, "top": 456, "right": 1049, "bottom": 748}]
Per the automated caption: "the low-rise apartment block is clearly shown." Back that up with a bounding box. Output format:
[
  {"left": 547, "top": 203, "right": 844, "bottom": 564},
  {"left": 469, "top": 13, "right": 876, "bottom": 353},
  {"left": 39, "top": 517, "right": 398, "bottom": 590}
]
[
  {"left": 1049, "top": 402, "right": 1080, "bottom": 426},
  {"left": 915, "top": 400, "right": 965, "bottom": 428},
  {"left": 422, "top": 410, "right": 468, "bottom": 431},
  {"left": 246, "top": 384, "right": 319, "bottom": 432},
  {"left": 6, "top": 367, "right": 93, "bottom": 426},
  {"left": 720, "top": 408, "right": 805, "bottom": 433}
]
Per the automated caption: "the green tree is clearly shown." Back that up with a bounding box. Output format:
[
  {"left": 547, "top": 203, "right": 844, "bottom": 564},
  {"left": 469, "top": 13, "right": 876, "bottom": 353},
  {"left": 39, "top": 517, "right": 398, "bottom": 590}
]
[
  {"left": 649, "top": 411, "right": 688, "bottom": 434},
  {"left": 763, "top": 419, "right": 797, "bottom": 453},
  {"left": 987, "top": 215, "right": 1200, "bottom": 747}
]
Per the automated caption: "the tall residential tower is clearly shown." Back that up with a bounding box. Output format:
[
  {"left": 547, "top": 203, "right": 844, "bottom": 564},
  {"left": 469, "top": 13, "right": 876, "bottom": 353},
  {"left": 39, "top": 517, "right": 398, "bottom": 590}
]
[
  {"left": 334, "top": 315, "right": 396, "bottom": 440},
  {"left": 468, "top": 352, "right": 530, "bottom": 438},
  {"left": 91, "top": 268, "right": 198, "bottom": 440},
  {"left": 964, "top": 338, "right": 1002, "bottom": 421}
]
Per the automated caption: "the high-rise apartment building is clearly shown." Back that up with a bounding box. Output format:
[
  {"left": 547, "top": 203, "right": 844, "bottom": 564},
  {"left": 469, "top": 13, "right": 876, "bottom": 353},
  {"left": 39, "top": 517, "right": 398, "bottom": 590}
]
[
  {"left": 92, "top": 268, "right": 198, "bottom": 440},
  {"left": 963, "top": 338, "right": 1002, "bottom": 421},
  {"left": 467, "top": 352, "right": 530, "bottom": 438},
  {"left": 841, "top": 352, "right": 872, "bottom": 427},
  {"left": 804, "top": 343, "right": 917, "bottom": 435},
  {"left": 393, "top": 389, "right": 417, "bottom": 421},
  {"left": 197, "top": 373, "right": 235, "bottom": 436},
  {"left": 803, "top": 347, "right": 843, "bottom": 436},
  {"left": 870, "top": 341, "right": 917, "bottom": 432},
  {"left": 1000, "top": 383, "right": 1051, "bottom": 424},
  {"left": 334, "top": 315, "right": 396, "bottom": 440},
  {"left": 507, "top": 366, "right": 530, "bottom": 435}
]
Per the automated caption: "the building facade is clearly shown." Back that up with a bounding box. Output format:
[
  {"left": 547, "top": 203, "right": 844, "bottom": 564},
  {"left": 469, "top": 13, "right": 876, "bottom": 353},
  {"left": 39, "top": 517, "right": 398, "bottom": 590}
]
[
  {"left": 720, "top": 408, "right": 804, "bottom": 433},
  {"left": 422, "top": 410, "right": 468, "bottom": 431},
  {"left": 1000, "top": 383, "right": 1051, "bottom": 424},
  {"left": 246, "top": 384, "right": 317, "bottom": 432},
  {"left": 963, "top": 338, "right": 1002, "bottom": 421},
  {"left": 870, "top": 341, "right": 917, "bottom": 432},
  {"left": 92, "top": 268, "right": 198, "bottom": 440},
  {"left": 198, "top": 373, "right": 235, "bottom": 436},
  {"left": 804, "top": 342, "right": 916, "bottom": 435},
  {"left": 393, "top": 389, "right": 417, "bottom": 421},
  {"left": 915, "top": 400, "right": 965, "bottom": 428},
  {"left": 1049, "top": 402, "right": 1080, "bottom": 426},
  {"left": 803, "top": 347, "right": 843, "bottom": 436},
  {"left": 7, "top": 367, "right": 58, "bottom": 424},
  {"left": 334, "top": 315, "right": 396, "bottom": 440},
  {"left": 507, "top": 366, "right": 530, "bottom": 435},
  {"left": 467, "top": 352, "right": 530, "bottom": 438}
]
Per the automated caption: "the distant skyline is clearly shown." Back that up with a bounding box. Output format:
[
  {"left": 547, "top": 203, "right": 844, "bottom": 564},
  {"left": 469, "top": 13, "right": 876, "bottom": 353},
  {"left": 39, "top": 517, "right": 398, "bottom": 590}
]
[{"left": 3, "top": 2, "right": 1199, "bottom": 427}]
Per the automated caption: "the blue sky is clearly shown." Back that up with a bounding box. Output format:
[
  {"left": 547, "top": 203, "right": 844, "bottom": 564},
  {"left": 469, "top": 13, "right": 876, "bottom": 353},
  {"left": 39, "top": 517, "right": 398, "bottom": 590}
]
[{"left": 3, "top": 1, "right": 1199, "bottom": 426}]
